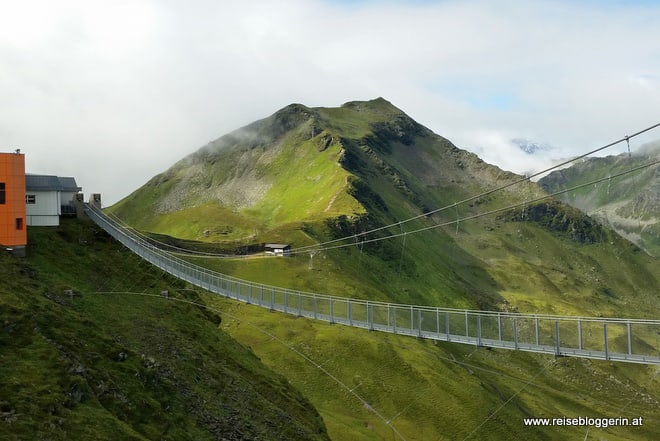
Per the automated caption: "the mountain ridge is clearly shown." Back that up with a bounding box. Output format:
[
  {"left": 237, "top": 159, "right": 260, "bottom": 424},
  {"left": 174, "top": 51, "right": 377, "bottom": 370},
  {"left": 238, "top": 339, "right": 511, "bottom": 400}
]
[{"left": 112, "top": 97, "right": 537, "bottom": 244}]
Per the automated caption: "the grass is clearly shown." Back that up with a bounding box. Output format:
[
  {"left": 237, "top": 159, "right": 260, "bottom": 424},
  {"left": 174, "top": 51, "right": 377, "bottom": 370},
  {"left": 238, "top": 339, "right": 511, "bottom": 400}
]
[{"left": 0, "top": 218, "right": 329, "bottom": 441}]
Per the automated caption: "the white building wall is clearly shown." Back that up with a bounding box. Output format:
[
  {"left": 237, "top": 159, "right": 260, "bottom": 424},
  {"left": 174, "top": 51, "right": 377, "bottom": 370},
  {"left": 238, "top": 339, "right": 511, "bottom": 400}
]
[
  {"left": 27, "top": 215, "right": 61, "bottom": 226},
  {"left": 26, "top": 190, "right": 61, "bottom": 226}
]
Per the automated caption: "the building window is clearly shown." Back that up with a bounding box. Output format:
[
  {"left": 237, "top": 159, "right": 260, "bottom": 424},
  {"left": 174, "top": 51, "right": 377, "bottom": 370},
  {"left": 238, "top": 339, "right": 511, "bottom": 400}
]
[
  {"left": 0, "top": 183, "right": 5, "bottom": 204},
  {"left": 26, "top": 194, "right": 36, "bottom": 204},
  {"left": 16, "top": 218, "right": 23, "bottom": 230}
]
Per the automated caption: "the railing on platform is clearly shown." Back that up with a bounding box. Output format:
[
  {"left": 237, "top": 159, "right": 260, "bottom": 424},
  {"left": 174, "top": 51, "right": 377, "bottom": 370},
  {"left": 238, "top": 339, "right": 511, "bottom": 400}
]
[{"left": 85, "top": 205, "right": 660, "bottom": 365}]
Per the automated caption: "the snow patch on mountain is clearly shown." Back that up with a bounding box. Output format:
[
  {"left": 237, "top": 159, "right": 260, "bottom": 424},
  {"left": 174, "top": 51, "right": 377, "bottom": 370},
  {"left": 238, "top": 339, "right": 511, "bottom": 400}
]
[{"left": 511, "top": 138, "right": 553, "bottom": 155}]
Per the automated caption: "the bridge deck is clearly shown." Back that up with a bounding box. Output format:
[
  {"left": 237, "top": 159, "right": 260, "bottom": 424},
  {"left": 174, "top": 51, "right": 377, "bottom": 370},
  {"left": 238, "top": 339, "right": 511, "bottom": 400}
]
[{"left": 85, "top": 205, "right": 660, "bottom": 365}]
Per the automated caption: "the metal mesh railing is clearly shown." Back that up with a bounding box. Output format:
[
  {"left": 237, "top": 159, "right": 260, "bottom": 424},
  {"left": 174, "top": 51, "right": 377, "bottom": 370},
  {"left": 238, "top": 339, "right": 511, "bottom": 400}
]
[{"left": 85, "top": 204, "right": 660, "bottom": 365}]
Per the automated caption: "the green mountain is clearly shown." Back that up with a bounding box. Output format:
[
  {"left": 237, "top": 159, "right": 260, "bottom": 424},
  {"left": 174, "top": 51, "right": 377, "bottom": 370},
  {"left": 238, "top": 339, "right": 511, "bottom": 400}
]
[
  {"left": 112, "top": 98, "right": 543, "bottom": 242},
  {"left": 109, "top": 98, "right": 660, "bottom": 440},
  {"left": 538, "top": 142, "right": 660, "bottom": 257},
  {"left": 0, "top": 218, "right": 329, "bottom": 441}
]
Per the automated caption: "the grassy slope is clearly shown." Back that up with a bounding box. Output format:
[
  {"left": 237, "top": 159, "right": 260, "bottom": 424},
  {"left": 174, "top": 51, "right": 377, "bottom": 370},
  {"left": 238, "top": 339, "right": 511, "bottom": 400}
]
[
  {"left": 110, "top": 106, "right": 365, "bottom": 243},
  {"left": 244, "top": 131, "right": 363, "bottom": 226},
  {"left": 0, "top": 218, "right": 329, "bottom": 441},
  {"left": 202, "top": 294, "right": 659, "bottom": 441}
]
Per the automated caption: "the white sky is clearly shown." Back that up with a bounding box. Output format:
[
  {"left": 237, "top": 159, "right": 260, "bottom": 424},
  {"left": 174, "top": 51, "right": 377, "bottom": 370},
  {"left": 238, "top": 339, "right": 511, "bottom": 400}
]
[{"left": 1, "top": 0, "right": 659, "bottom": 205}]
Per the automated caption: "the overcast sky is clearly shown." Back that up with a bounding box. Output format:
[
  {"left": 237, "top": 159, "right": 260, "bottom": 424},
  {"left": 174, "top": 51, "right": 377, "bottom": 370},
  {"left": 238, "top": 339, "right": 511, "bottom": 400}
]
[{"left": 2, "top": 0, "right": 659, "bottom": 205}]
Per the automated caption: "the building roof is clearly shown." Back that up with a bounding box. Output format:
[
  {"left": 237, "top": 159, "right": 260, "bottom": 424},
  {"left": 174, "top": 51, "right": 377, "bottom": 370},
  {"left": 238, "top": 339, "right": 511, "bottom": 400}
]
[
  {"left": 264, "top": 243, "right": 291, "bottom": 249},
  {"left": 26, "top": 174, "right": 82, "bottom": 192}
]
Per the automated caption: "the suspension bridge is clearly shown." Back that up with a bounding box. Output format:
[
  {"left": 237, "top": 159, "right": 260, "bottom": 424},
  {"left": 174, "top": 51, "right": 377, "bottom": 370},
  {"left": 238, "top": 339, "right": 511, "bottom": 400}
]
[{"left": 85, "top": 204, "right": 660, "bottom": 365}]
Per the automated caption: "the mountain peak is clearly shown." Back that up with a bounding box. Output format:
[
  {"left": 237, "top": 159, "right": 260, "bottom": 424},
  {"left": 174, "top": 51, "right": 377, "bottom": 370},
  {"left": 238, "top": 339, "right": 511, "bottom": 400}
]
[
  {"left": 113, "top": 98, "right": 530, "bottom": 241},
  {"left": 342, "top": 96, "right": 392, "bottom": 107},
  {"left": 340, "top": 97, "right": 402, "bottom": 114},
  {"left": 269, "top": 102, "right": 317, "bottom": 133},
  {"left": 275, "top": 102, "right": 313, "bottom": 116}
]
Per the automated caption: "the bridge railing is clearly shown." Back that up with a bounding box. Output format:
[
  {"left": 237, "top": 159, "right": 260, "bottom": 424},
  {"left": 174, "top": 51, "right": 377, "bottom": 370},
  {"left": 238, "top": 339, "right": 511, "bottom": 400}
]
[{"left": 85, "top": 205, "right": 660, "bottom": 365}]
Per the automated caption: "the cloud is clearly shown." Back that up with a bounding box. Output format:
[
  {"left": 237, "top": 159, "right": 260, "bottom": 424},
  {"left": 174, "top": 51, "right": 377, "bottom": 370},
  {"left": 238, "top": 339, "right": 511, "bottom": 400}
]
[
  {"left": 1, "top": 0, "right": 659, "bottom": 204},
  {"left": 630, "top": 74, "right": 659, "bottom": 89}
]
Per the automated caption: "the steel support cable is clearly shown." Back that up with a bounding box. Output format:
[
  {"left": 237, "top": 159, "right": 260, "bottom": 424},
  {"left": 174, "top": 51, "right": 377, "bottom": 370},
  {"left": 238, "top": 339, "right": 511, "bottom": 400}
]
[
  {"left": 290, "top": 122, "right": 660, "bottom": 255},
  {"left": 423, "top": 343, "right": 658, "bottom": 426},
  {"left": 461, "top": 359, "right": 554, "bottom": 440},
  {"left": 421, "top": 348, "right": 547, "bottom": 389},
  {"left": 102, "top": 209, "right": 290, "bottom": 260},
  {"left": 101, "top": 209, "right": 248, "bottom": 258},
  {"left": 89, "top": 206, "right": 249, "bottom": 271},
  {"left": 290, "top": 159, "right": 659, "bottom": 255},
  {"left": 581, "top": 370, "right": 659, "bottom": 440}
]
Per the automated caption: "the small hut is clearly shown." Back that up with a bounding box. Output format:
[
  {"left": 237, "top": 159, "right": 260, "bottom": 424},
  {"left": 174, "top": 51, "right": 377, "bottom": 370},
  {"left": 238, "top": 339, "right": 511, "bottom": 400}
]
[{"left": 264, "top": 243, "right": 291, "bottom": 257}]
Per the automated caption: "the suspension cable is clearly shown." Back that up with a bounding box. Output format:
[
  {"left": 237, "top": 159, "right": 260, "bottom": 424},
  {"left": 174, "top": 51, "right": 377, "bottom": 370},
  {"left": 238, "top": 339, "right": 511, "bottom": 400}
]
[
  {"left": 286, "top": 159, "right": 659, "bottom": 255},
  {"left": 290, "top": 122, "right": 660, "bottom": 254}
]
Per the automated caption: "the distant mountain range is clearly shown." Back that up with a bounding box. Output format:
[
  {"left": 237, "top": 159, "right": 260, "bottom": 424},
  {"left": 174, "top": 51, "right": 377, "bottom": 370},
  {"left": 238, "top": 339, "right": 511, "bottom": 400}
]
[
  {"left": 539, "top": 142, "right": 660, "bottom": 256},
  {"left": 511, "top": 137, "right": 553, "bottom": 155}
]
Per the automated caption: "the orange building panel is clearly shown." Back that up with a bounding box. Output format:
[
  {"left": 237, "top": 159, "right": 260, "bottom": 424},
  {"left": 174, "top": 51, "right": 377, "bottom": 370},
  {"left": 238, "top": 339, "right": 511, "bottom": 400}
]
[{"left": 0, "top": 152, "right": 27, "bottom": 252}]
